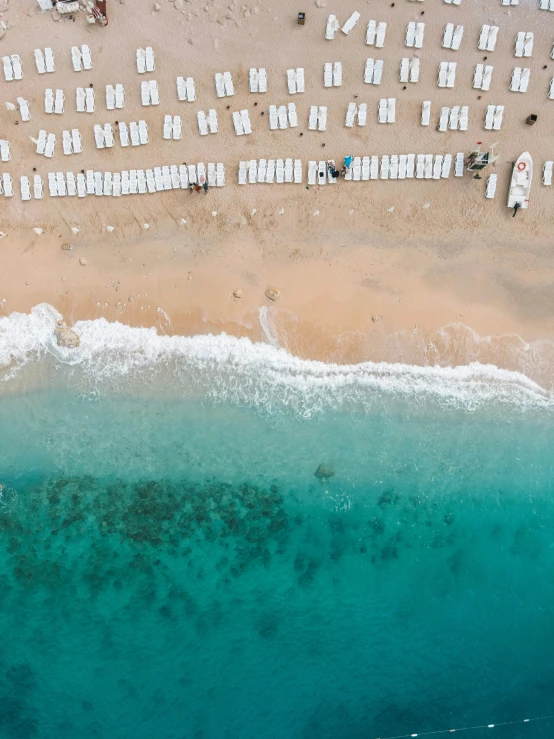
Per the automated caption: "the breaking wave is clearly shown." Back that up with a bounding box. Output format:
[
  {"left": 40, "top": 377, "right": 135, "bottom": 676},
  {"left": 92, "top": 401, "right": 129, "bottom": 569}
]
[{"left": 0, "top": 303, "right": 553, "bottom": 415}]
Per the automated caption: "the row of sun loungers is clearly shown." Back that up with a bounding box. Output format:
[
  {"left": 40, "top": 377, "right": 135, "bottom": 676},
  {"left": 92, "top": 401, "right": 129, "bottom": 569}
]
[
  {"left": 484, "top": 105, "right": 504, "bottom": 130},
  {"left": 76, "top": 87, "right": 95, "bottom": 113},
  {"left": 515, "top": 32, "right": 534, "bottom": 58},
  {"left": 232, "top": 110, "right": 252, "bottom": 135},
  {"left": 197, "top": 110, "right": 218, "bottom": 135},
  {"left": 323, "top": 62, "right": 342, "bottom": 87},
  {"left": 136, "top": 47, "right": 155, "bottom": 74},
  {"left": 442, "top": 24, "right": 464, "bottom": 51},
  {"left": 106, "top": 84, "right": 125, "bottom": 110},
  {"left": 366, "top": 21, "right": 387, "bottom": 48},
  {"left": 307, "top": 105, "right": 326, "bottom": 130},
  {"left": 399, "top": 58, "right": 420, "bottom": 84},
  {"left": 176, "top": 76, "right": 196, "bottom": 102},
  {"left": 44, "top": 88, "right": 65, "bottom": 115},
  {"left": 215, "top": 72, "right": 234, "bottom": 97},
  {"left": 437, "top": 106, "right": 469, "bottom": 132},
  {"left": 438, "top": 62, "right": 457, "bottom": 88},
  {"left": 3, "top": 54, "right": 23, "bottom": 81},
  {"left": 364, "top": 58, "right": 383, "bottom": 85},
  {"left": 270, "top": 103, "right": 299, "bottom": 129},
  {"left": 61, "top": 129, "right": 82, "bottom": 155},
  {"left": 249, "top": 68, "right": 268, "bottom": 93},
  {"left": 345, "top": 103, "right": 366, "bottom": 127},
  {"left": 239, "top": 159, "right": 303, "bottom": 185},
  {"left": 378, "top": 98, "right": 396, "bottom": 124},
  {"left": 478, "top": 25, "right": 499, "bottom": 52},
  {"left": 71, "top": 45, "right": 92, "bottom": 72},
  {"left": 35, "top": 131, "right": 56, "bottom": 158},
  {"left": 38, "top": 164, "right": 224, "bottom": 198},
  {"left": 141, "top": 80, "right": 160, "bottom": 106},
  {"left": 34, "top": 48, "right": 55, "bottom": 74},
  {"left": 19, "top": 175, "right": 42, "bottom": 200},
  {"left": 510, "top": 67, "right": 530, "bottom": 92},
  {"left": 473, "top": 64, "right": 493, "bottom": 91},
  {"left": 119, "top": 121, "right": 149, "bottom": 147},
  {"left": 287, "top": 68, "right": 305, "bottom": 94}
]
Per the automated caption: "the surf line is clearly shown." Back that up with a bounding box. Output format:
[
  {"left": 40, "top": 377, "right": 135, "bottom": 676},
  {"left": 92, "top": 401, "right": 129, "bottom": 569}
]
[{"left": 376, "top": 711, "right": 554, "bottom": 738}]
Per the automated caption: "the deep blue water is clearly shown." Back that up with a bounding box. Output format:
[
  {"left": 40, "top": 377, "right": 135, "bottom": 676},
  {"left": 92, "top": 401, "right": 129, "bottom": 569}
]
[{"left": 1, "top": 384, "right": 554, "bottom": 739}]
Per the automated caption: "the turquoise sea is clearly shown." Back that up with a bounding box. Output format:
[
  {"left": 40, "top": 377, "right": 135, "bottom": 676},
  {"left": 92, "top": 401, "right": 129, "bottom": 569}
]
[{"left": 1, "top": 305, "right": 554, "bottom": 739}]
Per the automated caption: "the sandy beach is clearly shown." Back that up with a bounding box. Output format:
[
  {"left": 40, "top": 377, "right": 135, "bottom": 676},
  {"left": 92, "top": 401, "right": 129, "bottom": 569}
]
[{"left": 2, "top": 0, "right": 554, "bottom": 383}]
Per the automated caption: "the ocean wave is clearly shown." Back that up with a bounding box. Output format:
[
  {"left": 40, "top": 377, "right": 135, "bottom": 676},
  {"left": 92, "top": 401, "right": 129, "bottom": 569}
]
[{"left": 0, "top": 303, "right": 553, "bottom": 415}]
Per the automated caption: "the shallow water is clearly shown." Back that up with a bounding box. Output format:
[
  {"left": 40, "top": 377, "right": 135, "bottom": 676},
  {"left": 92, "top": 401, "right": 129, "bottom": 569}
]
[{"left": 1, "top": 307, "right": 554, "bottom": 738}]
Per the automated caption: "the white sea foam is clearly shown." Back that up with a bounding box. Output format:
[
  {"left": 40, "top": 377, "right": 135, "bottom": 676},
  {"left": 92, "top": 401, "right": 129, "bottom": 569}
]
[{"left": 0, "top": 303, "right": 553, "bottom": 415}]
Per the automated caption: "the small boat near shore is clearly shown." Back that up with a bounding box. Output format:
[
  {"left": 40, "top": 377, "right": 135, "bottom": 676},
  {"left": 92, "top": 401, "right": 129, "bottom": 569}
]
[{"left": 507, "top": 151, "right": 532, "bottom": 210}]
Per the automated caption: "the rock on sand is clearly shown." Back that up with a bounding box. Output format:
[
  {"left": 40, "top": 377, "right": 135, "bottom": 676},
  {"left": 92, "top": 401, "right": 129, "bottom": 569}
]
[{"left": 55, "top": 327, "right": 80, "bottom": 349}]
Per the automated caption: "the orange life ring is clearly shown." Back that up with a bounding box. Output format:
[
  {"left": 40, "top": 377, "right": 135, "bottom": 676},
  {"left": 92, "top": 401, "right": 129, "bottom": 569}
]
[{"left": 517, "top": 162, "right": 526, "bottom": 171}]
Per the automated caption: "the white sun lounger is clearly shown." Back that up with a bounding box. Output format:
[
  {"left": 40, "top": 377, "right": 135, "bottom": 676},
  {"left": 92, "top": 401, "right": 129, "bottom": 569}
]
[
  {"left": 415, "top": 23, "right": 425, "bottom": 49},
  {"left": 485, "top": 173, "right": 497, "bottom": 199},
  {"left": 364, "top": 58, "right": 375, "bottom": 84},
  {"left": 484, "top": 105, "right": 495, "bottom": 130},
  {"left": 250, "top": 68, "right": 259, "bottom": 93},
  {"left": 54, "top": 89, "right": 65, "bottom": 115},
  {"left": 515, "top": 32, "right": 525, "bottom": 58},
  {"left": 441, "top": 154, "right": 452, "bottom": 179},
  {"left": 106, "top": 84, "right": 116, "bottom": 110},
  {"left": 162, "top": 165, "right": 172, "bottom": 190},
  {"left": 145, "top": 47, "right": 155, "bottom": 73},
  {"left": 223, "top": 71, "right": 234, "bottom": 96},
  {"left": 276, "top": 159, "right": 285, "bottom": 184},
  {"left": 48, "top": 173, "right": 58, "bottom": 197},
  {"left": 370, "top": 155, "right": 379, "bottom": 179},
  {"left": 277, "top": 105, "right": 288, "bottom": 129},
  {"left": 0, "top": 140, "right": 10, "bottom": 163},
  {"left": 288, "top": 102, "right": 298, "bottom": 127},
  {"left": 66, "top": 172, "right": 76, "bottom": 197},
  {"left": 241, "top": 109, "right": 252, "bottom": 135},
  {"left": 519, "top": 68, "right": 530, "bottom": 92},
  {"left": 308, "top": 161, "right": 316, "bottom": 186},
  {"left": 141, "top": 81, "right": 150, "bottom": 106},
  {"left": 77, "top": 173, "right": 86, "bottom": 197},
  {"left": 409, "top": 58, "right": 420, "bottom": 84},
  {"left": 36, "top": 129, "right": 47, "bottom": 155},
  {"left": 94, "top": 171, "right": 103, "bottom": 196},
  {"left": 523, "top": 32, "right": 533, "bottom": 57},
  {"left": 443, "top": 23, "right": 455, "bottom": 49},
  {"left": 118, "top": 121, "right": 129, "bottom": 147},
  {"left": 232, "top": 111, "right": 243, "bottom": 136},
  {"left": 71, "top": 128, "right": 82, "bottom": 153},
  {"left": 138, "top": 120, "right": 148, "bottom": 145},
  {"left": 174, "top": 165, "right": 183, "bottom": 189},
  {"left": 294, "top": 159, "right": 302, "bottom": 184},
  {"left": 35, "top": 49, "right": 46, "bottom": 74},
  {"left": 325, "top": 14, "right": 339, "bottom": 40},
  {"left": 34, "top": 174, "right": 44, "bottom": 199},
  {"left": 432, "top": 156, "right": 442, "bottom": 180},
  {"left": 76, "top": 87, "right": 85, "bottom": 112},
  {"left": 121, "top": 170, "right": 130, "bottom": 194},
  {"left": 421, "top": 100, "right": 431, "bottom": 126},
  {"left": 72, "top": 46, "right": 83, "bottom": 72},
  {"left": 284, "top": 158, "right": 293, "bottom": 183},
  {"left": 478, "top": 25, "right": 489, "bottom": 51},
  {"left": 62, "top": 130, "right": 73, "bottom": 155},
  {"left": 258, "top": 68, "right": 267, "bottom": 93},
  {"left": 510, "top": 67, "right": 522, "bottom": 91},
  {"left": 45, "top": 88, "right": 54, "bottom": 114},
  {"left": 317, "top": 161, "right": 327, "bottom": 185},
  {"left": 86, "top": 170, "right": 94, "bottom": 194},
  {"left": 357, "top": 103, "right": 367, "bottom": 126},
  {"left": 446, "top": 63, "right": 456, "bottom": 88},
  {"left": 380, "top": 155, "right": 390, "bottom": 180},
  {"left": 56, "top": 171, "right": 67, "bottom": 197},
  {"left": 115, "top": 83, "right": 124, "bottom": 109},
  {"left": 373, "top": 59, "right": 384, "bottom": 85},
  {"left": 104, "top": 123, "right": 114, "bottom": 147},
  {"left": 400, "top": 58, "right": 410, "bottom": 83},
  {"left": 308, "top": 106, "right": 317, "bottom": 130},
  {"left": 44, "top": 47, "right": 55, "bottom": 73},
  {"left": 129, "top": 121, "right": 140, "bottom": 146},
  {"left": 82, "top": 45, "right": 92, "bottom": 70},
  {"left": 94, "top": 124, "right": 105, "bottom": 149},
  {"left": 11, "top": 55, "right": 22, "bottom": 80},
  {"left": 238, "top": 161, "right": 247, "bottom": 185},
  {"left": 85, "top": 88, "right": 95, "bottom": 113},
  {"left": 451, "top": 26, "right": 464, "bottom": 51},
  {"left": 352, "top": 157, "right": 361, "bottom": 181},
  {"left": 176, "top": 76, "right": 187, "bottom": 101},
  {"left": 438, "top": 62, "right": 448, "bottom": 88},
  {"left": 172, "top": 115, "right": 182, "bottom": 140},
  {"left": 424, "top": 155, "right": 433, "bottom": 179},
  {"left": 215, "top": 73, "right": 225, "bottom": 97},
  {"left": 366, "top": 20, "right": 376, "bottom": 45},
  {"left": 481, "top": 66, "right": 493, "bottom": 91},
  {"left": 342, "top": 11, "right": 360, "bottom": 35},
  {"left": 405, "top": 22, "right": 416, "bottom": 47},
  {"left": 333, "top": 62, "right": 342, "bottom": 86},
  {"left": 128, "top": 169, "right": 137, "bottom": 194},
  {"left": 345, "top": 102, "right": 357, "bottom": 127},
  {"left": 269, "top": 105, "right": 278, "bottom": 130},
  {"left": 187, "top": 77, "right": 197, "bottom": 101},
  {"left": 216, "top": 163, "right": 225, "bottom": 187},
  {"left": 378, "top": 99, "right": 387, "bottom": 124},
  {"left": 20, "top": 176, "right": 31, "bottom": 201},
  {"left": 397, "top": 155, "right": 406, "bottom": 180},
  {"left": 416, "top": 155, "right": 426, "bottom": 180},
  {"left": 149, "top": 80, "right": 159, "bottom": 105},
  {"left": 449, "top": 106, "right": 459, "bottom": 130},
  {"left": 390, "top": 155, "right": 399, "bottom": 180},
  {"left": 473, "top": 64, "right": 484, "bottom": 89},
  {"left": 459, "top": 105, "right": 468, "bottom": 131},
  {"left": 17, "top": 97, "right": 31, "bottom": 122},
  {"left": 136, "top": 48, "right": 146, "bottom": 74},
  {"left": 324, "top": 62, "right": 332, "bottom": 87},
  {"left": 549, "top": 78, "right": 554, "bottom": 100},
  {"left": 487, "top": 27, "right": 499, "bottom": 52},
  {"left": 45, "top": 133, "right": 55, "bottom": 158},
  {"left": 455, "top": 152, "right": 464, "bottom": 177},
  {"left": 2, "top": 56, "right": 13, "bottom": 82},
  {"left": 153, "top": 167, "right": 163, "bottom": 191},
  {"left": 492, "top": 105, "right": 504, "bottom": 130},
  {"left": 376, "top": 22, "right": 387, "bottom": 48},
  {"left": 257, "top": 159, "right": 266, "bottom": 182},
  {"left": 387, "top": 98, "right": 396, "bottom": 123},
  {"left": 438, "top": 106, "right": 449, "bottom": 132},
  {"left": 146, "top": 169, "right": 156, "bottom": 193},
  {"left": 163, "top": 115, "right": 173, "bottom": 139},
  {"left": 103, "top": 172, "right": 112, "bottom": 197},
  {"left": 406, "top": 153, "right": 415, "bottom": 179},
  {"left": 543, "top": 161, "right": 553, "bottom": 186}
]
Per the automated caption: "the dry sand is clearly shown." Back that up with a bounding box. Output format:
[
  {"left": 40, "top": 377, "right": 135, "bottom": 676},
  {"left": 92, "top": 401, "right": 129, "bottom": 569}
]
[{"left": 1, "top": 0, "right": 554, "bottom": 385}]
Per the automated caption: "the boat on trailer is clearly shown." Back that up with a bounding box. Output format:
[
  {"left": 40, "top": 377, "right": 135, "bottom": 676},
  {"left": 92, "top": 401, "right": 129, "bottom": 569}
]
[{"left": 507, "top": 151, "right": 532, "bottom": 209}]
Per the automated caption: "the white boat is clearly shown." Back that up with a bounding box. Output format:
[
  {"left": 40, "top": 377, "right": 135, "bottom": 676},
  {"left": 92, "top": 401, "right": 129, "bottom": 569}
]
[{"left": 507, "top": 151, "right": 532, "bottom": 209}]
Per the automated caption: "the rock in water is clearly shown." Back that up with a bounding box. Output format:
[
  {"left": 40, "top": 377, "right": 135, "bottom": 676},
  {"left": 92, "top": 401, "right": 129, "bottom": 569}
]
[
  {"left": 265, "top": 287, "right": 280, "bottom": 301},
  {"left": 315, "top": 463, "right": 335, "bottom": 480},
  {"left": 55, "top": 327, "right": 80, "bottom": 349}
]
